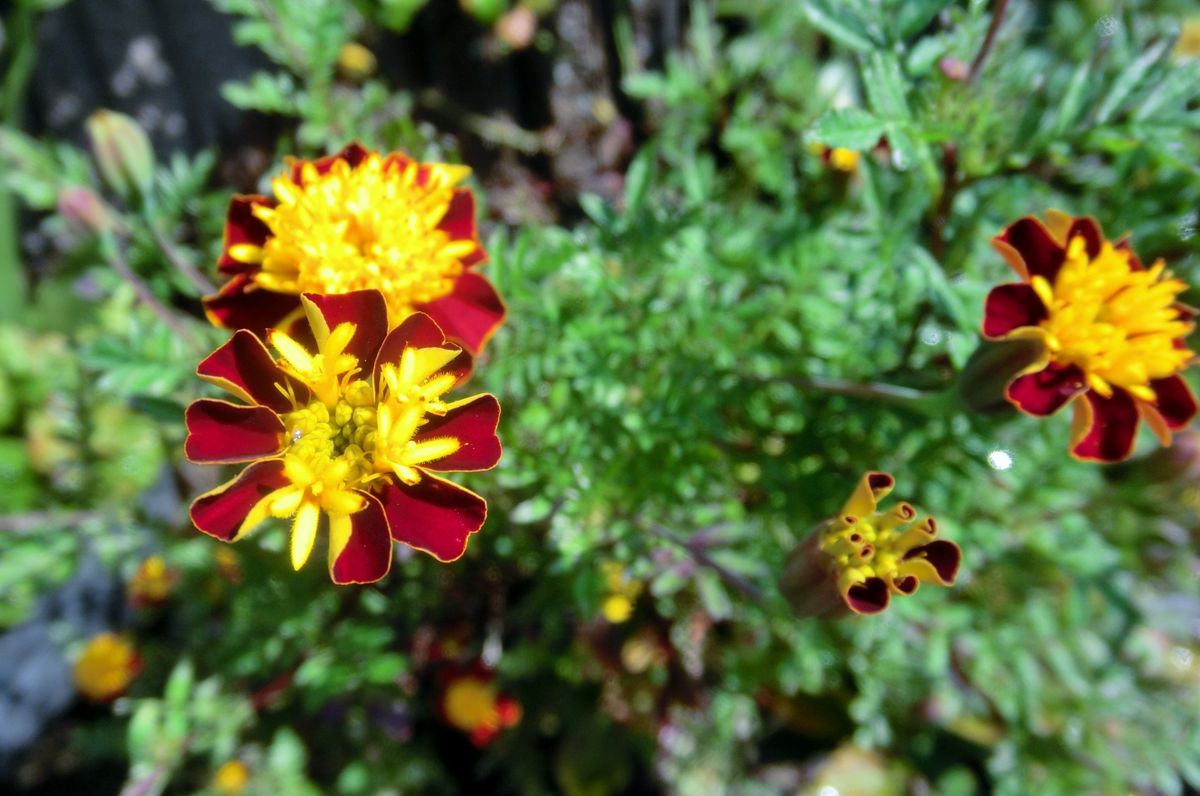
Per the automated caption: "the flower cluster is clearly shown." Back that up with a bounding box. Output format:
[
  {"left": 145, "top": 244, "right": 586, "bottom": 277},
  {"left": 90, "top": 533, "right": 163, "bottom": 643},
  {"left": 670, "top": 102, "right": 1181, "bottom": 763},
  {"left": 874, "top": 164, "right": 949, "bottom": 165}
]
[
  {"left": 186, "top": 145, "right": 506, "bottom": 585},
  {"left": 437, "top": 664, "right": 522, "bottom": 747},
  {"left": 983, "top": 212, "right": 1196, "bottom": 462},
  {"left": 781, "top": 472, "right": 960, "bottom": 617}
]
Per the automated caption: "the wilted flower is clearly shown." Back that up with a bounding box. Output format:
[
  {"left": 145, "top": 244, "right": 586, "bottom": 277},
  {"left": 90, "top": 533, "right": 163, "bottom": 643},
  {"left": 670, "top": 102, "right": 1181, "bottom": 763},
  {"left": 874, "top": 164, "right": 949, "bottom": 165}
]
[
  {"left": 74, "top": 632, "right": 141, "bottom": 702},
  {"left": 128, "top": 555, "right": 176, "bottom": 607},
  {"left": 204, "top": 143, "right": 505, "bottom": 354},
  {"left": 85, "top": 109, "right": 154, "bottom": 202},
  {"left": 438, "top": 665, "right": 521, "bottom": 746},
  {"left": 186, "top": 290, "right": 501, "bottom": 584},
  {"left": 983, "top": 212, "right": 1196, "bottom": 462},
  {"left": 780, "top": 472, "right": 960, "bottom": 617}
]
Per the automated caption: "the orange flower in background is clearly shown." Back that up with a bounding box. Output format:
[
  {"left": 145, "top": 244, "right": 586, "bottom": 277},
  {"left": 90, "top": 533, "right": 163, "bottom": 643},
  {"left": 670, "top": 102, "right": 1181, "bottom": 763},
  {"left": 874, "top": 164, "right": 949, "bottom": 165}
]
[
  {"left": 983, "top": 212, "right": 1196, "bottom": 462},
  {"left": 128, "top": 555, "right": 177, "bottom": 607},
  {"left": 186, "top": 290, "right": 502, "bottom": 584},
  {"left": 212, "top": 760, "right": 250, "bottom": 795},
  {"left": 74, "top": 632, "right": 141, "bottom": 702},
  {"left": 780, "top": 472, "right": 960, "bottom": 617},
  {"left": 438, "top": 665, "right": 521, "bottom": 746},
  {"left": 204, "top": 143, "right": 505, "bottom": 354}
]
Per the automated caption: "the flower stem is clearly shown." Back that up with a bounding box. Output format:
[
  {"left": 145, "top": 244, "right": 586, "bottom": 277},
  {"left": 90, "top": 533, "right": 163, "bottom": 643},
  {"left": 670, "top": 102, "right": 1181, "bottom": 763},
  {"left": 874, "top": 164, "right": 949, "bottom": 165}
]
[
  {"left": 100, "top": 232, "right": 196, "bottom": 343},
  {"left": 147, "top": 215, "right": 215, "bottom": 294},
  {"left": 968, "top": 0, "right": 1010, "bottom": 84}
]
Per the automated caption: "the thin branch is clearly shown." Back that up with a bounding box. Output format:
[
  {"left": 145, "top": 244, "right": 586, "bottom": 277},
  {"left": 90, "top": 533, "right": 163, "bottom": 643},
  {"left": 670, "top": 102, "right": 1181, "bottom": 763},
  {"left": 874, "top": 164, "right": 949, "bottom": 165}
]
[
  {"left": 148, "top": 217, "right": 214, "bottom": 294},
  {"left": 101, "top": 233, "right": 196, "bottom": 343},
  {"left": 784, "top": 376, "right": 932, "bottom": 405},
  {"left": 967, "top": 0, "right": 1010, "bottom": 84},
  {"left": 649, "top": 523, "right": 766, "bottom": 604},
  {"left": 418, "top": 89, "right": 550, "bottom": 155},
  {"left": 0, "top": 509, "right": 103, "bottom": 534}
]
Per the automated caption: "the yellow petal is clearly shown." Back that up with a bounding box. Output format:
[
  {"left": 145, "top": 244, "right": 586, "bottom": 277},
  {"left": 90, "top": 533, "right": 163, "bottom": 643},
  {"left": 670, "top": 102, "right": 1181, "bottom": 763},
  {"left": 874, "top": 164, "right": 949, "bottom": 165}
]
[{"left": 290, "top": 501, "right": 320, "bottom": 570}]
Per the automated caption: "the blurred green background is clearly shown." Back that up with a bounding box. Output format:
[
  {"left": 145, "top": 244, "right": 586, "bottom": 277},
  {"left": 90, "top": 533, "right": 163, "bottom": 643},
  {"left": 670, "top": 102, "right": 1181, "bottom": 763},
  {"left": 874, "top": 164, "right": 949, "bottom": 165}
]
[{"left": 1, "top": 0, "right": 1199, "bottom": 793}]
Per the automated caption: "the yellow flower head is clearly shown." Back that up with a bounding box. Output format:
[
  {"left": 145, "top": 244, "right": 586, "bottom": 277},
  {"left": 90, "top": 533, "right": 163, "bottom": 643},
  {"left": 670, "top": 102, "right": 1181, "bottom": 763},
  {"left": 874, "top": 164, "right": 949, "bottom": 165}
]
[
  {"left": 128, "top": 555, "right": 176, "bottom": 606},
  {"left": 74, "top": 632, "right": 140, "bottom": 702},
  {"left": 212, "top": 760, "right": 250, "bottom": 795},
  {"left": 600, "top": 561, "right": 642, "bottom": 624}
]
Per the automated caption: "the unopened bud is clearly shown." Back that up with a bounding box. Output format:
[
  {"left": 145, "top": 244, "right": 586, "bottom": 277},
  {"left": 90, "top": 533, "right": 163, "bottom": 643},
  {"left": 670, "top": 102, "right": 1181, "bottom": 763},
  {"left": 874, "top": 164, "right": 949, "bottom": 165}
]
[
  {"left": 938, "top": 57, "right": 969, "bottom": 81},
  {"left": 57, "top": 186, "right": 114, "bottom": 234},
  {"left": 85, "top": 109, "right": 154, "bottom": 202},
  {"left": 337, "top": 42, "right": 377, "bottom": 81}
]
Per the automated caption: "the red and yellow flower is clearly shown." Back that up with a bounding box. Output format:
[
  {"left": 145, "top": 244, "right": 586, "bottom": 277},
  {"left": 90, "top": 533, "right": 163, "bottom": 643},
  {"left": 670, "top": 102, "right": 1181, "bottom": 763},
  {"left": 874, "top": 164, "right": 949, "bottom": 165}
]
[
  {"left": 983, "top": 212, "right": 1196, "bottom": 462},
  {"left": 128, "top": 555, "right": 177, "bottom": 607},
  {"left": 204, "top": 143, "right": 505, "bottom": 354},
  {"left": 186, "top": 289, "right": 501, "bottom": 584},
  {"left": 74, "top": 632, "right": 141, "bottom": 703},
  {"left": 780, "top": 472, "right": 960, "bottom": 617},
  {"left": 438, "top": 665, "right": 522, "bottom": 746}
]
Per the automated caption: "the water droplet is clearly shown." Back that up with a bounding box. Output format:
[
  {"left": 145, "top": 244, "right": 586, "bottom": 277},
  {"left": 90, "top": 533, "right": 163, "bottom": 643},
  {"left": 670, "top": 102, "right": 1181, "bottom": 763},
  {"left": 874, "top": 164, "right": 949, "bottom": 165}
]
[{"left": 987, "top": 449, "right": 1014, "bottom": 470}]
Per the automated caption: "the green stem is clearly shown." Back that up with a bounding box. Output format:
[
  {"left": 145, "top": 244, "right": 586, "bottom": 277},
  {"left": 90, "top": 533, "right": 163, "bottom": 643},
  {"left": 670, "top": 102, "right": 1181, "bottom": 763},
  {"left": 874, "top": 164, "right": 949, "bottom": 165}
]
[
  {"left": 146, "top": 214, "right": 215, "bottom": 294},
  {"left": 100, "top": 232, "right": 196, "bottom": 344},
  {"left": 785, "top": 375, "right": 959, "bottom": 417},
  {"left": 0, "top": 0, "right": 38, "bottom": 321}
]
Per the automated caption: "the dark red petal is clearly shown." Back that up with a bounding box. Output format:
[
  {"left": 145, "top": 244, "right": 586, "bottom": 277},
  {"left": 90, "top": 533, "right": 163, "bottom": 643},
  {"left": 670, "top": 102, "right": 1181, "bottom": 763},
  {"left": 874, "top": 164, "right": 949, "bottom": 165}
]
[
  {"left": 1065, "top": 217, "right": 1103, "bottom": 258},
  {"left": 373, "top": 312, "right": 473, "bottom": 388},
  {"left": 904, "top": 540, "right": 961, "bottom": 585},
  {"left": 994, "top": 216, "right": 1065, "bottom": 281},
  {"left": 302, "top": 290, "right": 389, "bottom": 366},
  {"left": 1071, "top": 388, "right": 1140, "bottom": 463},
  {"left": 377, "top": 475, "right": 487, "bottom": 561},
  {"left": 203, "top": 274, "right": 301, "bottom": 336},
  {"left": 982, "top": 283, "right": 1047, "bottom": 338},
  {"left": 1115, "top": 238, "right": 1145, "bottom": 271},
  {"left": 844, "top": 577, "right": 890, "bottom": 615},
  {"left": 1006, "top": 362, "right": 1086, "bottom": 416},
  {"left": 439, "top": 190, "right": 486, "bottom": 267},
  {"left": 218, "top": 195, "right": 273, "bottom": 274},
  {"left": 1151, "top": 375, "right": 1198, "bottom": 431},
  {"left": 190, "top": 459, "right": 288, "bottom": 541},
  {"left": 185, "top": 400, "right": 284, "bottom": 463},
  {"left": 415, "top": 394, "right": 502, "bottom": 472},
  {"left": 197, "top": 330, "right": 309, "bottom": 412},
  {"left": 418, "top": 272, "right": 506, "bottom": 355},
  {"left": 330, "top": 491, "right": 393, "bottom": 585}
]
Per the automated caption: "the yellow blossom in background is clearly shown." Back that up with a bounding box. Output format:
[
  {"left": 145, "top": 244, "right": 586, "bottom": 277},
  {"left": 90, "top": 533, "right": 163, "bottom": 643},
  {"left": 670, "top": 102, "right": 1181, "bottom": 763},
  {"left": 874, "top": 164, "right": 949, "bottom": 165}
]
[
  {"left": 337, "top": 42, "right": 377, "bottom": 80},
  {"left": 828, "top": 147, "right": 860, "bottom": 172},
  {"left": 1176, "top": 18, "right": 1200, "bottom": 59},
  {"left": 74, "top": 632, "right": 140, "bottom": 702},
  {"left": 601, "top": 561, "right": 642, "bottom": 623},
  {"left": 128, "top": 555, "right": 176, "bottom": 606},
  {"left": 212, "top": 760, "right": 250, "bottom": 795}
]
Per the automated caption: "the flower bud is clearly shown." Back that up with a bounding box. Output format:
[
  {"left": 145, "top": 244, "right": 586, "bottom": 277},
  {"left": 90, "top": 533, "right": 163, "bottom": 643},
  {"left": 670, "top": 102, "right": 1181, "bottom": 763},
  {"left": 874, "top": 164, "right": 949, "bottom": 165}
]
[
  {"left": 336, "top": 42, "right": 377, "bottom": 81},
  {"left": 57, "top": 186, "right": 114, "bottom": 234},
  {"left": 780, "top": 472, "right": 960, "bottom": 618},
  {"left": 74, "top": 632, "right": 141, "bottom": 702},
  {"left": 85, "top": 109, "right": 154, "bottom": 202}
]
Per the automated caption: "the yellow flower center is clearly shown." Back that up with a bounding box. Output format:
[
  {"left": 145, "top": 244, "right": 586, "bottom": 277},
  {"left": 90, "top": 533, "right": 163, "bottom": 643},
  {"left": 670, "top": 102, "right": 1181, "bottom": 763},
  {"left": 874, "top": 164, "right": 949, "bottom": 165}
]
[
  {"left": 231, "top": 154, "right": 477, "bottom": 322},
  {"left": 240, "top": 321, "right": 466, "bottom": 571},
  {"left": 1031, "top": 235, "right": 1193, "bottom": 402},
  {"left": 444, "top": 677, "right": 500, "bottom": 733},
  {"left": 821, "top": 504, "right": 936, "bottom": 596}
]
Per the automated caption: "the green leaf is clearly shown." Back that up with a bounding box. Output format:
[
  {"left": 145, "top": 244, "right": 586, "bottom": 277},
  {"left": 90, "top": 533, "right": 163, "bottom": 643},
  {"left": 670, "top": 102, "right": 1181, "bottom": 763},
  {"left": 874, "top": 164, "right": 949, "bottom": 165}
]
[
  {"left": 894, "top": 0, "right": 955, "bottom": 40},
  {"left": 801, "top": 0, "right": 877, "bottom": 52},
  {"left": 1051, "top": 58, "right": 1093, "bottom": 134},
  {"left": 623, "top": 146, "right": 656, "bottom": 218},
  {"left": 1095, "top": 39, "right": 1172, "bottom": 125},
  {"left": 810, "top": 108, "right": 887, "bottom": 150}
]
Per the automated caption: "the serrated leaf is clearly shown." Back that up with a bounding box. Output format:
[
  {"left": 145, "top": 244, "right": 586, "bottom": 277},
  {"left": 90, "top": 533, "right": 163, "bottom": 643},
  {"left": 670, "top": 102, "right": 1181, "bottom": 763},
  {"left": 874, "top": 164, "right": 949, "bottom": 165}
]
[{"left": 810, "top": 108, "right": 887, "bottom": 150}]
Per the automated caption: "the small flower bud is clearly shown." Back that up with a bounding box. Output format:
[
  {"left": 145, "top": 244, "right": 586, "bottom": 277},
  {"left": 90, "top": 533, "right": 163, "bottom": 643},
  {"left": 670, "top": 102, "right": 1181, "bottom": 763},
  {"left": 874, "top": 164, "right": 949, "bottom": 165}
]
[
  {"left": 57, "top": 186, "right": 114, "bottom": 234},
  {"left": 337, "top": 42, "right": 377, "bottom": 81},
  {"left": 938, "top": 57, "right": 969, "bottom": 81},
  {"left": 85, "top": 109, "right": 155, "bottom": 203}
]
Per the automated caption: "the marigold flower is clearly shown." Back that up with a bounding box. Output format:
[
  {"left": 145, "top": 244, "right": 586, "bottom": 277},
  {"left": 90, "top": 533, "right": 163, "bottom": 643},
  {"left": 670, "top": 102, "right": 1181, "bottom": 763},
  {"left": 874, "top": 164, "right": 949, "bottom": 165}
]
[
  {"left": 438, "top": 665, "right": 521, "bottom": 746},
  {"left": 212, "top": 760, "right": 250, "bottom": 795},
  {"left": 204, "top": 143, "right": 504, "bottom": 354},
  {"left": 808, "top": 141, "right": 861, "bottom": 172},
  {"left": 983, "top": 212, "right": 1197, "bottom": 462},
  {"left": 186, "top": 289, "right": 501, "bottom": 584},
  {"left": 128, "top": 555, "right": 177, "bottom": 607},
  {"left": 74, "top": 632, "right": 141, "bottom": 702},
  {"left": 780, "top": 472, "right": 960, "bottom": 617}
]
